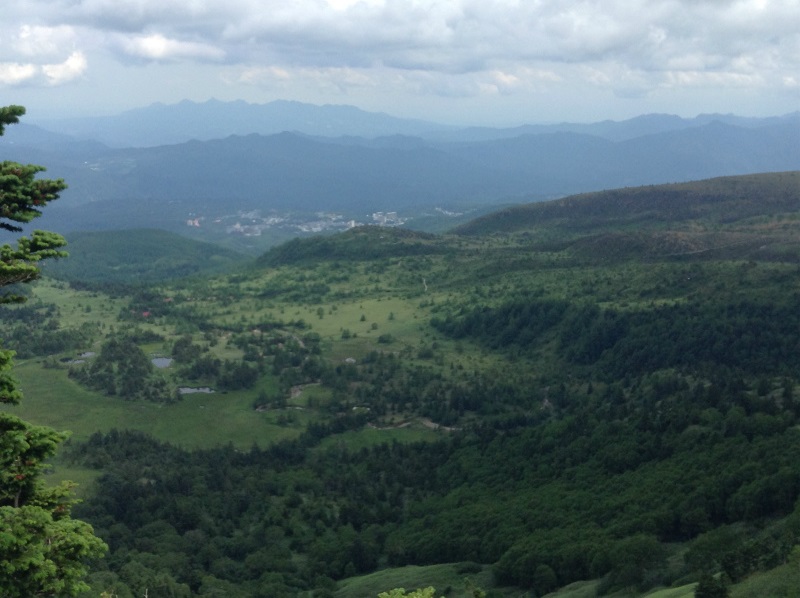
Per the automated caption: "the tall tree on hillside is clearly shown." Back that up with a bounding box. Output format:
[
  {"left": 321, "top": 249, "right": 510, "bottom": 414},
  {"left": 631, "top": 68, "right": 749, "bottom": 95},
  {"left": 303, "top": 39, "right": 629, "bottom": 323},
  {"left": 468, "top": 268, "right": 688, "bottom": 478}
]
[
  {"left": 0, "top": 105, "right": 106, "bottom": 596},
  {"left": 694, "top": 572, "right": 729, "bottom": 598}
]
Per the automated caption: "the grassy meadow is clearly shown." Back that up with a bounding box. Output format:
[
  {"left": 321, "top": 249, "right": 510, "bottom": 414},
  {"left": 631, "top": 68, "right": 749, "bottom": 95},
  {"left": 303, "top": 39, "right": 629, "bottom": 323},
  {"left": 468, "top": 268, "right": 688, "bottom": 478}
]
[
  {"left": 4, "top": 254, "right": 464, "bottom": 451},
  {"left": 9, "top": 360, "right": 308, "bottom": 449},
  {"left": 335, "top": 563, "right": 496, "bottom": 598}
]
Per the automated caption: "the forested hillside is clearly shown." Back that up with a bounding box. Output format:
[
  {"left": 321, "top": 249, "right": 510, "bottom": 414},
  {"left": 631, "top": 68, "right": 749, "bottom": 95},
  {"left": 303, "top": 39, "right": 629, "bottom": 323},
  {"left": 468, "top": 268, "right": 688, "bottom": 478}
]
[
  {"left": 46, "top": 229, "right": 248, "bottom": 284},
  {"left": 454, "top": 171, "right": 800, "bottom": 236},
  {"left": 3, "top": 172, "right": 800, "bottom": 597}
]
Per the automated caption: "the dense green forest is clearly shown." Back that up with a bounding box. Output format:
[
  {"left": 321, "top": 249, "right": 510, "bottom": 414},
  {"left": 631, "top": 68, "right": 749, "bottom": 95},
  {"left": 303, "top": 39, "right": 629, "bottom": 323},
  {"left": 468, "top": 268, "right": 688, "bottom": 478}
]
[{"left": 3, "top": 172, "right": 800, "bottom": 597}]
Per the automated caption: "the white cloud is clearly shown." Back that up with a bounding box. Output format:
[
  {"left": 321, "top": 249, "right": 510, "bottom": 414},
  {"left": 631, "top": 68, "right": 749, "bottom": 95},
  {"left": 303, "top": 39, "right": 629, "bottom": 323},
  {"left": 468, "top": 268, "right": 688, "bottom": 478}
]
[
  {"left": 42, "top": 51, "right": 88, "bottom": 85},
  {"left": 230, "top": 64, "right": 381, "bottom": 94},
  {"left": 14, "top": 25, "right": 79, "bottom": 58},
  {"left": 324, "top": 0, "right": 384, "bottom": 11},
  {"left": 664, "top": 70, "right": 764, "bottom": 88},
  {"left": 118, "top": 33, "right": 224, "bottom": 61},
  {"left": 0, "top": 51, "right": 87, "bottom": 87},
  {"left": 0, "top": 62, "right": 39, "bottom": 85}
]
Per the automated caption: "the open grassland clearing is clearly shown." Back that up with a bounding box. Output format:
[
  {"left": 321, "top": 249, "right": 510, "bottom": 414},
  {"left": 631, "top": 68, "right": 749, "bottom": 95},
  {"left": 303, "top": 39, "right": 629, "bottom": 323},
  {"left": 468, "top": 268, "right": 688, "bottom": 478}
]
[
  {"left": 640, "top": 584, "right": 697, "bottom": 598},
  {"left": 42, "top": 460, "right": 101, "bottom": 500},
  {"left": 31, "top": 279, "right": 127, "bottom": 329},
  {"left": 729, "top": 557, "right": 800, "bottom": 597},
  {"left": 4, "top": 360, "right": 310, "bottom": 449},
  {"left": 335, "top": 563, "right": 496, "bottom": 598}
]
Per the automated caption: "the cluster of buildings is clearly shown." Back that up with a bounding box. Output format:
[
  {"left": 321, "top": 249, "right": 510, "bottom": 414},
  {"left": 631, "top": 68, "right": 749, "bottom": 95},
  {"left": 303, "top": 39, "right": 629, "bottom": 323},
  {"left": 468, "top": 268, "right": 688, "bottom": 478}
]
[{"left": 186, "top": 210, "right": 409, "bottom": 237}]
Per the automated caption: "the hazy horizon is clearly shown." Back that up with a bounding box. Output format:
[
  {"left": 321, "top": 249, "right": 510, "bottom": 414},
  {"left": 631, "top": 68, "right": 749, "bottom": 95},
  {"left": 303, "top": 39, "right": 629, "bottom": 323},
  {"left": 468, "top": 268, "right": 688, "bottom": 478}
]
[
  {"left": 20, "top": 97, "right": 800, "bottom": 135},
  {"left": 2, "top": 1, "right": 798, "bottom": 127}
]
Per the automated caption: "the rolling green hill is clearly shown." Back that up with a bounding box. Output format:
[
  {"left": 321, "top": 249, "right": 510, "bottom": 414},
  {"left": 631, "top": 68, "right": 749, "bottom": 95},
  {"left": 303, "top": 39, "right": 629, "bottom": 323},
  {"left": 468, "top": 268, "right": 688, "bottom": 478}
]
[
  {"left": 455, "top": 171, "right": 800, "bottom": 234},
  {"left": 258, "top": 225, "right": 451, "bottom": 266},
  {"left": 45, "top": 228, "right": 248, "bottom": 284},
  {"left": 4, "top": 172, "right": 800, "bottom": 597}
]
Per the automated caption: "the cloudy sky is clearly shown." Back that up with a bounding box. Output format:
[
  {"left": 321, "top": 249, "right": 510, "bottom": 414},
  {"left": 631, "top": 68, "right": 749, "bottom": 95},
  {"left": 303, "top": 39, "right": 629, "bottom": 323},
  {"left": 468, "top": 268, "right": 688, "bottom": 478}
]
[{"left": 2, "top": 0, "right": 798, "bottom": 126}]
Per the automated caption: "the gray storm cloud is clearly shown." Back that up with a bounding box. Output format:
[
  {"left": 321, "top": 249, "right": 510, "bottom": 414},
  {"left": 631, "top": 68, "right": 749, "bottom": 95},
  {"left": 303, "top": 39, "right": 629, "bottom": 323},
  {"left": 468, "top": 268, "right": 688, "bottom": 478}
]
[{"left": 6, "top": 0, "right": 797, "bottom": 72}]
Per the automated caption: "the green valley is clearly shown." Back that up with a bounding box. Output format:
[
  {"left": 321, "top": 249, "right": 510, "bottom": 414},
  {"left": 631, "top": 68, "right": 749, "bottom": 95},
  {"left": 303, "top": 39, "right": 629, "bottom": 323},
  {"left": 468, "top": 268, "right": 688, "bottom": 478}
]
[{"left": 2, "top": 172, "right": 800, "bottom": 597}]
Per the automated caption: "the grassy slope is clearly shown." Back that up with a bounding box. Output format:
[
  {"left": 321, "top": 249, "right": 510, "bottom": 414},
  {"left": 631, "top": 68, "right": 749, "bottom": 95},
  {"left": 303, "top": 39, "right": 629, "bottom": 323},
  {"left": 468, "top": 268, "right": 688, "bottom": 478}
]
[
  {"left": 9, "top": 361, "right": 306, "bottom": 449},
  {"left": 730, "top": 558, "right": 800, "bottom": 597},
  {"left": 335, "top": 563, "right": 497, "bottom": 598}
]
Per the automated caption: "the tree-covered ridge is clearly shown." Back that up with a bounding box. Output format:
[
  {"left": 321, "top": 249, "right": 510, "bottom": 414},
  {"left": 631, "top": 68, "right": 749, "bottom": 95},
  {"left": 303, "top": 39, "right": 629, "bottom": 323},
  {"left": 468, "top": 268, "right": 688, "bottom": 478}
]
[
  {"left": 46, "top": 228, "right": 248, "bottom": 284},
  {"left": 433, "top": 294, "right": 800, "bottom": 378},
  {"left": 454, "top": 171, "right": 800, "bottom": 236},
  {"left": 258, "top": 225, "right": 448, "bottom": 266}
]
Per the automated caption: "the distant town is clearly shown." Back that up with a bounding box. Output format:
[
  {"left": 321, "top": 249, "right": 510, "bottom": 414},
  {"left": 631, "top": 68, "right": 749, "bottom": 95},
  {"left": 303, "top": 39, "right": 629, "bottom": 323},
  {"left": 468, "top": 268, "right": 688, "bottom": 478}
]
[{"left": 185, "top": 209, "right": 459, "bottom": 237}]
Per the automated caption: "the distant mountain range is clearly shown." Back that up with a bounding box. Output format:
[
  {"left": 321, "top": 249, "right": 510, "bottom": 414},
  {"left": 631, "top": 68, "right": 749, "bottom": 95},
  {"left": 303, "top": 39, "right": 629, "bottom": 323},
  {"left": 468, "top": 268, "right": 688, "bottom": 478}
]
[
  {"left": 428, "top": 111, "right": 800, "bottom": 143},
  {"left": 0, "top": 100, "right": 797, "bottom": 237},
  {"left": 23, "top": 98, "right": 800, "bottom": 147},
  {"left": 29, "top": 99, "right": 454, "bottom": 148}
]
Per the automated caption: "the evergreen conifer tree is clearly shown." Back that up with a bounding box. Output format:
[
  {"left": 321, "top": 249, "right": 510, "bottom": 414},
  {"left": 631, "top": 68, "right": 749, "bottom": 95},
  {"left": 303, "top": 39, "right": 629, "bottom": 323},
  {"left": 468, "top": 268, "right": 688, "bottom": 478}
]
[
  {"left": 694, "top": 572, "right": 729, "bottom": 598},
  {"left": 0, "top": 105, "right": 106, "bottom": 596}
]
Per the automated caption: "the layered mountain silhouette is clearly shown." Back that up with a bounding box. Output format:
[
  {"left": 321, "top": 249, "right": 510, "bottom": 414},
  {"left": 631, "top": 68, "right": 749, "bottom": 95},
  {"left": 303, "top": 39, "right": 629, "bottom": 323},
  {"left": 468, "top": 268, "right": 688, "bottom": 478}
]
[{"left": 1, "top": 100, "right": 796, "bottom": 234}]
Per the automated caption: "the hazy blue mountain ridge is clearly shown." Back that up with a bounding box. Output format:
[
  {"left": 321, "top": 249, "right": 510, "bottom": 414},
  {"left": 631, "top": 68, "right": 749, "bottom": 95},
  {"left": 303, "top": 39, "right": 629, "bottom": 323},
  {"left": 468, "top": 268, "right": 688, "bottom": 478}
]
[
  {"left": 30, "top": 99, "right": 455, "bottom": 148},
  {"left": 427, "top": 110, "right": 800, "bottom": 142},
  {"left": 25, "top": 98, "right": 800, "bottom": 147},
  {"left": 13, "top": 121, "right": 798, "bottom": 210},
  {"left": 2, "top": 102, "right": 797, "bottom": 238}
]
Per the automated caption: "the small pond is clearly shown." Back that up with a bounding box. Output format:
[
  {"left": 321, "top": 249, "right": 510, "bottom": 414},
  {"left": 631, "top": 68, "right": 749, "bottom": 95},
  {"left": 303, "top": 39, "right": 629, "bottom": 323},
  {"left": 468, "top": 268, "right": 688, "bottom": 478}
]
[{"left": 179, "top": 387, "right": 215, "bottom": 395}]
